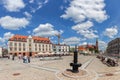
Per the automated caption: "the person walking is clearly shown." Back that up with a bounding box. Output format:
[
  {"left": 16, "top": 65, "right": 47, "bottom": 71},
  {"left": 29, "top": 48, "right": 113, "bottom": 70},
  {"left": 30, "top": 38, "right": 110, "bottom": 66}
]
[
  {"left": 24, "top": 55, "right": 28, "bottom": 63},
  {"left": 12, "top": 54, "right": 15, "bottom": 60},
  {"left": 23, "top": 54, "right": 27, "bottom": 63},
  {"left": 28, "top": 56, "right": 30, "bottom": 63}
]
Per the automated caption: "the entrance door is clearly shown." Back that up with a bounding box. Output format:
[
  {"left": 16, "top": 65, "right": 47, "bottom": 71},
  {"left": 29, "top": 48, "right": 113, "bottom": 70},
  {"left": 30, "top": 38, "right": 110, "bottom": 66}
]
[
  {"left": 29, "top": 52, "right": 32, "bottom": 57},
  {"left": 23, "top": 53, "right": 25, "bottom": 56},
  {"left": 14, "top": 53, "right": 17, "bottom": 56}
]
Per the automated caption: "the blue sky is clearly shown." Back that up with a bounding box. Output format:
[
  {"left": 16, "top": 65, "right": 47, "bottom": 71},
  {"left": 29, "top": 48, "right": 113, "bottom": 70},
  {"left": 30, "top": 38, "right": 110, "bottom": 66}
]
[{"left": 0, "top": 0, "right": 120, "bottom": 50}]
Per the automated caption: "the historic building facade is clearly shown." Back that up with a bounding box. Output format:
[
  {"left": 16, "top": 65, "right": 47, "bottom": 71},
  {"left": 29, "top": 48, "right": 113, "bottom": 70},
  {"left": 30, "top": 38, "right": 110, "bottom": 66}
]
[
  {"left": 52, "top": 44, "right": 70, "bottom": 55},
  {"left": 106, "top": 38, "right": 120, "bottom": 57},
  {"left": 78, "top": 39, "right": 99, "bottom": 54},
  {"left": 8, "top": 35, "right": 69, "bottom": 56},
  {"left": 8, "top": 35, "right": 53, "bottom": 56}
]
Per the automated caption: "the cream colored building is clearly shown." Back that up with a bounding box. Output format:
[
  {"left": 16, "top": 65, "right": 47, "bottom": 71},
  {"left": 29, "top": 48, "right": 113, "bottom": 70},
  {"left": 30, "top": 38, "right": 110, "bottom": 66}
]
[
  {"left": 8, "top": 35, "right": 69, "bottom": 56},
  {"left": 53, "top": 44, "right": 70, "bottom": 55},
  {"left": 8, "top": 35, "right": 53, "bottom": 56}
]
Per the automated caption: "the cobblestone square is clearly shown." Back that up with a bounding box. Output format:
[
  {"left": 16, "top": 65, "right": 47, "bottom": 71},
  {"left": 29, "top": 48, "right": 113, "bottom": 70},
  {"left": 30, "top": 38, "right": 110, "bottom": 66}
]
[{"left": 0, "top": 55, "right": 120, "bottom": 80}]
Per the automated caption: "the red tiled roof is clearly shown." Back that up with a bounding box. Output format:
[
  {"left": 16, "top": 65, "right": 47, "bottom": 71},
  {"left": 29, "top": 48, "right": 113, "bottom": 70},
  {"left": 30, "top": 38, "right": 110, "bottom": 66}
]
[
  {"left": 9, "top": 34, "right": 51, "bottom": 43},
  {"left": 86, "top": 45, "right": 94, "bottom": 48},
  {"left": 32, "top": 36, "right": 51, "bottom": 43},
  {"left": 78, "top": 44, "right": 96, "bottom": 51},
  {"left": 9, "top": 34, "right": 28, "bottom": 41},
  {"left": 32, "top": 36, "right": 49, "bottom": 41},
  {"left": 78, "top": 46, "right": 86, "bottom": 51}
]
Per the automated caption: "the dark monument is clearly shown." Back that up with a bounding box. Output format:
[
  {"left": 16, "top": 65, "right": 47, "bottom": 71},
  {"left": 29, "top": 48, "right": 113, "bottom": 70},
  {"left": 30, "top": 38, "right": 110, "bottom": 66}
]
[
  {"left": 56, "top": 46, "right": 89, "bottom": 80},
  {"left": 70, "top": 46, "right": 82, "bottom": 73}
]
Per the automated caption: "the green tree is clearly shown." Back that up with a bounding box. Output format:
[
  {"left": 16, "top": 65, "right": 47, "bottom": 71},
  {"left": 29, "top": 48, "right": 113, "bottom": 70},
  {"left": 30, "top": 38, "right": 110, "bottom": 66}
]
[{"left": 95, "top": 49, "right": 99, "bottom": 53}]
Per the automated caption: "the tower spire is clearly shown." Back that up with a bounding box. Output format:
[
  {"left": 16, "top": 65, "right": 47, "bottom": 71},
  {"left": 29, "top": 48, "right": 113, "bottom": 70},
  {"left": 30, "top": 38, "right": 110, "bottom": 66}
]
[{"left": 96, "top": 38, "right": 98, "bottom": 50}]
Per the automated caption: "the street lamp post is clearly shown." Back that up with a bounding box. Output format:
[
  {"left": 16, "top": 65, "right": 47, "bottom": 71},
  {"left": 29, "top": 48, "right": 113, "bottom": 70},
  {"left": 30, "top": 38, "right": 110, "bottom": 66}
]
[{"left": 70, "top": 45, "right": 82, "bottom": 73}]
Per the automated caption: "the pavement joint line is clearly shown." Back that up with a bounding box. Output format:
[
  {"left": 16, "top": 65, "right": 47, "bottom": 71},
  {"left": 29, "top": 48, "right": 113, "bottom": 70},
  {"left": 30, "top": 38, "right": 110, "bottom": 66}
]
[
  {"left": 92, "top": 71, "right": 99, "bottom": 80},
  {"left": 29, "top": 64, "right": 59, "bottom": 72},
  {"left": 12, "top": 59, "right": 60, "bottom": 72},
  {"left": 81, "top": 58, "right": 94, "bottom": 69}
]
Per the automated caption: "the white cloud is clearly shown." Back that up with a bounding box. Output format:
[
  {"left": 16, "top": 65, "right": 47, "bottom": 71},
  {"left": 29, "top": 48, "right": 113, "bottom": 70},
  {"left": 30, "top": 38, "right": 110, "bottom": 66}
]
[
  {"left": 30, "top": 0, "right": 49, "bottom": 13},
  {"left": 44, "top": 0, "right": 49, "bottom": 4},
  {"left": 98, "top": 40, "right": 107, "bottom": 50},
  {"left": 0, "top": 32, "right": 14, "bottom": 48},
  {"left": 0, "top": 37, "right": 5, "bottom": 43},
  {"left": 82, "top": 42, "right": 87, "bottom": 45},
  {"left": 4, "top": 32, "right": 14, "bottom": 40},
  {"left": 36, "top": 0, "right": 49, "bottom": 10},
  {"left": 27, "top": 31, "right": 31, "bottom": 34},
  {"left": 61, "top": 0, "right": 108, "bottom": 39},
  {"left": 30, "top": 7, "right": 36, "bottom": 13},
  {"left": 29, "top": 0, "right": 34, "bottom": 3},
  {"left": 104, "top": 26, "right": 118, "bottom": 38},
  {"left": 59, "top": 30, "right": 64, "bottom": 34},
  {"left": 72, "top": 21, "right": 98, "bottom": 39},
  {"left": 64, "top": 0, "right": 69, "bottom": 3},
  {"left": 0, "top": 16, "right": 29, "bottom": 30},
  {"left": 60, "top": 6, "right": 64, "bottom": 10},
  {"left": 24, "top": 11, "right": 32, "bottom": 20},
  {"left": 80, "top": 29, "right": 98, "bottom": 39},
  {"left": 33, "top": 23, "right": 63, "bottom": 37},
  {"left": 63, "top": 37, "right": 80, "bottom": 45},
  {"left": 37, "top": 2, "right": 42, "bottom": 10},
  {"left": 61, "top": 0, "right": 108, "bottom": 23},
  {"left": 79, "top": 42, "right": 93, "bottom": 46},
  {"left": 72, "top": 21, "right": 93, "bottom": 30},
  {"left": 3, "top": 0, "right": 25, "bottom": 12}
]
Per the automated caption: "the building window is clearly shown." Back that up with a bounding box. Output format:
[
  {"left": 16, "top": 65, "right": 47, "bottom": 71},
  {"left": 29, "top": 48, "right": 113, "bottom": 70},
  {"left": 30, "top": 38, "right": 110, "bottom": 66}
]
[
  {"left": 10, "top": 47, "right": 12, "bottom": 51},
  {"left": 29, "top": 48, "right": 31, "bottom": 51},
  {"left": 39, "top": 48, "right": 41, "bottom": 51},
  {"left": 29, "top": 39, "right": 31, "bottom": 42},
  {"left": 53, "top": 49, "right": 56, "bottom": 51},
  {"left": 19, "top": 43, "right": 21, "bottom": 46},
  {"left": 23, "top": 43, "right": 25, "bottom": 46},
  {"left": 23, "top": 48, "right": 25, "bottom": 51},
  {"left": 10, "top": 42, "right": 12, "bottom": 46},
  {"left": 14, "top": 48, "right": 17, "bottom": 51},
  {"left": 19, "top": 48, "right": 21, "bottom": 51},
  {"left": 14, "top": 43, "right": 17, "bottom": 46},
  {"left": 29, "top": 44, "right": 31, "bottom": 47},
  {"left": 59, "top": 49, "right": 61, "bottom": 51},
  {"left": 35, "top": 44, "right": 37, "bottom": 47}
]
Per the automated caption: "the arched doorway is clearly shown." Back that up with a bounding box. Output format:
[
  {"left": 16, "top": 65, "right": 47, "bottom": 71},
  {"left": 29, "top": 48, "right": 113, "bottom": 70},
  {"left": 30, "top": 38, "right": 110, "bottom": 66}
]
[
  {"left": 14, "top": 53, "right": 17, "bottom": 56},
  {"left": 29, "top": 52, "right": 32, "bottom": 57},
  {"left": 23, "top": 53, "right": 25, "bottom": 56}
]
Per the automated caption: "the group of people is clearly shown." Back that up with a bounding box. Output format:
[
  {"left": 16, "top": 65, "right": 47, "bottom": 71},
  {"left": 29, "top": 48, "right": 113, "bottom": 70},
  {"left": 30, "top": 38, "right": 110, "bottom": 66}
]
[
  {"left": 97, "top": 55, "right": 118, "bottom": 67},
  {"left": 23, "top": 55, "right": 30, "bottom": 63},
  {"left": 9, "top": 54, "right": 31, "bottom": 63}
]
